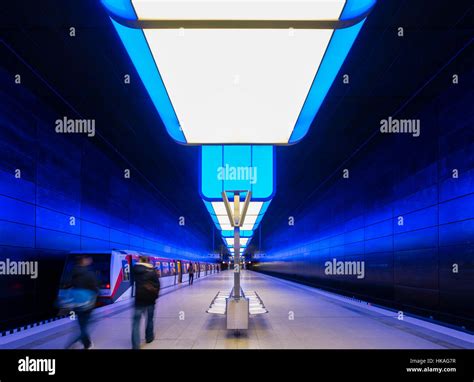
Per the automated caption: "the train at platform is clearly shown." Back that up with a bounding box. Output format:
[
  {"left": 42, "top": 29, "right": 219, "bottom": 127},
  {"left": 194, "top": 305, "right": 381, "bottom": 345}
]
[{"left": 59, "top": 250, "right": 220, "bottom": 305}]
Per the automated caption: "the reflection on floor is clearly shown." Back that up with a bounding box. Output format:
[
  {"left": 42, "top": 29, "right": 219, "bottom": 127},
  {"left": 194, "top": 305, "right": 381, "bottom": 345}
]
[{"left": 1, "top": 270, "right": 472, "bottom": 349}]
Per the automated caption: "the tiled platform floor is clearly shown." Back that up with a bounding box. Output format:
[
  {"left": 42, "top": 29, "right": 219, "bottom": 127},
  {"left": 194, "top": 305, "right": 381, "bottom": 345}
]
[{"left": 1, "top": 270, "right": 472, "bottom": 349}]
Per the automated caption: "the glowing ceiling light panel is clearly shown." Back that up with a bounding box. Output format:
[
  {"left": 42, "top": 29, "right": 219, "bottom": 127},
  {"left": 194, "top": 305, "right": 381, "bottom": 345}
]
[
  {"left": 204, "top": 199, "right": 271, "bottom": 231},
  {"left": 201, "top": 145, "right": 274, "bottom": 201},
  {"left": 226, "top": 238, "right": 249, "bottom": 246},
  {"left": 200, "top": 144, "right": 274, "bottom": 231},
  {"left": 101, "top": 0, "right": 376, "bottom": 144},
  {"left": 221, "top": 230, "right": 254, "bottom": 238},
  {"left": 227, "top": 246, "right": 247, "bottom": 250}
]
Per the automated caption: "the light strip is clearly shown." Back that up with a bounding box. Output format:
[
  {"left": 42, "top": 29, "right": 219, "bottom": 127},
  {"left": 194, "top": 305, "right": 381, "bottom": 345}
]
[
  {"left": 132, "top": 0, "right": 346, "bottom": 21},
  {"left": 221, "top": 230, "right": 254, "bottom": 238}
]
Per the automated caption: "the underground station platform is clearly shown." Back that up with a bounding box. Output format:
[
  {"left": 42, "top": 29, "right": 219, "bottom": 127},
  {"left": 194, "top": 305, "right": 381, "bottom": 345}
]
[
  {"left": 1, "top": 270, "right": 472, "bottom": 350},
  {"left": 1, "top": 0, "right": 473, "bottom": 380}
]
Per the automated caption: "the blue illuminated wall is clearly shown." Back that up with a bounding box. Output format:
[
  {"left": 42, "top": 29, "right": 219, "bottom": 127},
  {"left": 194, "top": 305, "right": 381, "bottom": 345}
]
[
  {"left": 254, "top": 71, "right": 474, "bottom": 331},
  {"left": 0, "top": 68, "right": 209, "bottom": 331}
]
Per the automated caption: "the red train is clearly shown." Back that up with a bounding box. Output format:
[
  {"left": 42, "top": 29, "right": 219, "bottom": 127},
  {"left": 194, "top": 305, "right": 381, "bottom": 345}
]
[{"left": 59, "top": 250, "right": 220, "bottom": 304}]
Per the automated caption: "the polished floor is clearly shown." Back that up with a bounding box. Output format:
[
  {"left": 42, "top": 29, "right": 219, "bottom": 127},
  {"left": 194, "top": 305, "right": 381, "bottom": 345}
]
[{"left": 1, "top": 270, "right": 472, "bottom": 349}]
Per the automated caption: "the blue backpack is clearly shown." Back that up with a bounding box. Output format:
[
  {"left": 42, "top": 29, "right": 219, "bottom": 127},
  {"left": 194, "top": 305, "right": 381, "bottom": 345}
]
[{"left": 56, "top": 288, "right": 97, "bottom": 312}]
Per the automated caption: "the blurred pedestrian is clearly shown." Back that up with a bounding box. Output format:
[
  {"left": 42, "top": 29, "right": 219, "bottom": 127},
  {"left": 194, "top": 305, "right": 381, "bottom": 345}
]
[
  {"left": 132, "top": 256, "right": 160, "bottom": 349},
  {"left": 67, "top": 255, "right": 98, "bottom": 349},
  {"left": 188, "top": 262, "right": 194, "bottom": 285}
]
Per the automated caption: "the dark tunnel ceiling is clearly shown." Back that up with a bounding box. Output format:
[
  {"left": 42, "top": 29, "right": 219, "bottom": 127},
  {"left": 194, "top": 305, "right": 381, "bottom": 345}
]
[{"left": 1, "top": 0, "right": 473, "bottom": 251}]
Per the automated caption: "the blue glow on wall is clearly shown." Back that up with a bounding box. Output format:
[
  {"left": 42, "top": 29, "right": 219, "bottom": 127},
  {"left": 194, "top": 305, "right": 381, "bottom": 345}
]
[
  {"left": 0, "top": 69, "right": 207, "bottom": 259},
  {"left": 340, "top": 0, "right": 376, "bottom": 20},
  {"left": 101, "top": 0, "right": 136, "bottom": 20},
  {"left": 109, "top": 19, "right": 186, "bottom": 143},
  {"left": 255, "top": 76, "right": 474, "bottom": 330},
  {"left": 289, "top": 19, "right": 366, "bottom": 143}
]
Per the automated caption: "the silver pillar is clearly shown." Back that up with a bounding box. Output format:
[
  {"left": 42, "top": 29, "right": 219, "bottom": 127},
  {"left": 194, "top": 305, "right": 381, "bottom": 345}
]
[{"left": 233, "top": 193, "right": 240, "bottom": 298}]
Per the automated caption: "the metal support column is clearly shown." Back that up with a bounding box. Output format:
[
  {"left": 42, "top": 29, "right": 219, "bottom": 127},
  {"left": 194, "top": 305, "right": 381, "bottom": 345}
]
[
  {"left": 222, "top": 190, "right": 252, "bottom": 330},
  {"left": 233, "top": 193, "right": 241, "bottom": 298},
  {"left": 234, "top": 228, "right": 240, "bottom": 298},
  {"left": 222, "top": 190, "right": 251, "bottom": 300}
]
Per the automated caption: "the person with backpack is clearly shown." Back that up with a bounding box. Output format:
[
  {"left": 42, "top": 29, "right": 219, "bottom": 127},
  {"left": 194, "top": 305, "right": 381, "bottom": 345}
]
[
  {"left": 188, "top": 262, "right": 194, "bottom": 285},
  {"left": 67, "top": 255, "right": 99, "bottom": 349},
  {"left": 132, "top": 256, "right": 160, "bottom": 349}
]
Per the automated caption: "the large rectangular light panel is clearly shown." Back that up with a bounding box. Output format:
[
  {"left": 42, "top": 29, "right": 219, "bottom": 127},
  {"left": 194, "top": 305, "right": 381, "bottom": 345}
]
[
  {"left": 227, "top": 245, "right": 247, "bottom": 250},
  {"left": 212, "top": 201, "right": 263, "bottom": 217},
  {"left": 221, "top": 230, "right": 254, "bottom": 238},
  {"left": 102, "top": 0, "right": 376, "bottom": 144},
  {"left": 143, "top": 27, "right": 333, "bottom": 143},
  {"left": 203, "top": 199, "right": 271, "bottom": 231},
  {"left": 201, "top": 145, "right": 274, "bottom": 201},
  {"left": 226, "top": 238, "right": 249, "bottom": 246},
  {"left": 132, "top": 1, "right": 345, "bottom": 20}
]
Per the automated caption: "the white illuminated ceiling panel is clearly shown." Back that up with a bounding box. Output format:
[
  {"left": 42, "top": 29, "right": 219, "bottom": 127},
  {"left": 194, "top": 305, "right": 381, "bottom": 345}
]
[
  {"left": 217, "top": 215, "right": 256, "bottom": 229},
  {"left": 104, "top": 0, "right": 376, "bottom": 144},
  {"left": 225, "top": 238, "right": 249, "bottom": 246},
  {"left": 132, "top": 0, "right": 345, "bottom": 21},
  {"left": 132, "top": 0, "right": 345, "bottom": 143},
  {"left": 142, "top": 27, "right": 333, "bottom": 143},
  {"left": 212, "top": 201, "right": 263, "bottom": 216},
  {"left": 219, "top": 222, "right": 255, "bottom": 231}
]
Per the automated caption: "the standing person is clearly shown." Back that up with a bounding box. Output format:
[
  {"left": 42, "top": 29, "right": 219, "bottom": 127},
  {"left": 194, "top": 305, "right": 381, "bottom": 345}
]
[
  {"left": 132, "top": 256, "right": 160, "bottom": 349},
  {"left": 68, "top": 255, "right": 99, "bottom": 350},
  {"left": 188, "top": 262, "right": 194, "bottom": 285}
]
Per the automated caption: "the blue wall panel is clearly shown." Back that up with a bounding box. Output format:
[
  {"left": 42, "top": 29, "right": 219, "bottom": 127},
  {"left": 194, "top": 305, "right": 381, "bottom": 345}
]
[
  {"left": 36, "top": 207, "right": 81, "bottom": 235},
  {"left": 0, "top": 221, "right": 35, "bottom": 248},
  {"left": 0, "top": 69, "right": 210, "bottom": 331},
  {"left": 255, "top": 70, "right": 474, "bottom": 331},
  {"left": 0, "top": 194, "right": 35, "bottom": 225},
  {"left": 35, "top": 228, "right": 81, "bottom": 251}
]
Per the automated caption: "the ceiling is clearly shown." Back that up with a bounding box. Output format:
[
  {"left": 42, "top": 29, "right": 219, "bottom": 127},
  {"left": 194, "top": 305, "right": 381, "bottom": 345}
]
[{"left": 1, "top": 0, "right": 472, "bottom": 254}]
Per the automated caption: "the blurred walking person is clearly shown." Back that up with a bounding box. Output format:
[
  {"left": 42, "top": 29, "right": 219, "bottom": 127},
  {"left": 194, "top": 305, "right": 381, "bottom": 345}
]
[
  {"left": 132, "top": 256, "right": 160, "bottom": 349},
  {"left": 188, "top": 262, "right": 194, "bottom": 285},
  {"left": 67, "top": 255, "right": 99, "bottom": 349}
]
